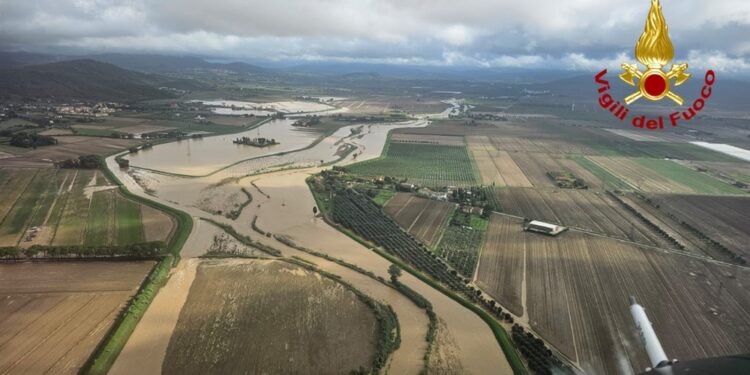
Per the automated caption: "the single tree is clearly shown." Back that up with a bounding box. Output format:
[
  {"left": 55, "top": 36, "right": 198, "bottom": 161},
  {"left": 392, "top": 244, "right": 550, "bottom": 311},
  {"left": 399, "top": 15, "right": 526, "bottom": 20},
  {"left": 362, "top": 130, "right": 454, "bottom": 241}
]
[{"left": 388, "top": 264, "right": 402, "bottom": 284}]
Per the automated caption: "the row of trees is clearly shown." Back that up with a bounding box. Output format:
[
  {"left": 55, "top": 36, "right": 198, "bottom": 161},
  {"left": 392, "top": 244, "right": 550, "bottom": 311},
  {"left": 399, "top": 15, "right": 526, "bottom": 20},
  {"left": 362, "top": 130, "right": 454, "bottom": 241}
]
[
  {"left": 0, "top": 241, "right": 166, "bottom": 260},
  {"left": 55, "top": 154, "right": 102, "bottom": 169},
  {"left": 9, "top": 132, "right": 57, "bottom": 148}
]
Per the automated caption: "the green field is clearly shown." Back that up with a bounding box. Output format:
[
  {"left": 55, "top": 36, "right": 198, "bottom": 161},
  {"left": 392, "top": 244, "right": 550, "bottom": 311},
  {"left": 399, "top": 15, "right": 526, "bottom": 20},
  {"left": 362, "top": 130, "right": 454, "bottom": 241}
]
[
  {"left": 636, "top": 158, "right": 746, "bottom": 195},
  {"left": 348, "top": 143, "right": 479, "bottom": 187},
  {"left": 436, "top": 224, "right": 484, "bottom": 278},
  {"left": 116, "top": 194, "right": 144, "bottom": 244},
  {"left": 571, "top": 155, "right": 630, "bottom": 190},
  {"left": 371, "top": 188, "right": 395, "bottom": 206},
  {"left": 0, "top": 169, "right": 51, "bottom": 243},
  {"left": 84, "top": 190, "right": 114, "bottom": 245},
  {"left": 0, "top": 168, "right": 150, "bottom": 247}
]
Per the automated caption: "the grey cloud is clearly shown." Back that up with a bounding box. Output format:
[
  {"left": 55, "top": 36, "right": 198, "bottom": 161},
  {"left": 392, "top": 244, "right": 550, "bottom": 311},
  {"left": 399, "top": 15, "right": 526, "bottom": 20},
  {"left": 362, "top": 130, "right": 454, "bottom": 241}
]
[{"left": 1, "top": 0, "right": 749, "bottom": 71}]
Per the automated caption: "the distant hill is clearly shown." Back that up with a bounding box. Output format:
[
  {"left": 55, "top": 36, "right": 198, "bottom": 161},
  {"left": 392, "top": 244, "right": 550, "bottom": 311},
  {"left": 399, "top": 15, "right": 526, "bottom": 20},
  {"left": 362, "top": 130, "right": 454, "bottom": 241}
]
[
  {"left": 0, "top": 59, "right": 177, "bottom": 101},
  {"left": 83, "top": 53, "right": 271, "bottom": 76}
]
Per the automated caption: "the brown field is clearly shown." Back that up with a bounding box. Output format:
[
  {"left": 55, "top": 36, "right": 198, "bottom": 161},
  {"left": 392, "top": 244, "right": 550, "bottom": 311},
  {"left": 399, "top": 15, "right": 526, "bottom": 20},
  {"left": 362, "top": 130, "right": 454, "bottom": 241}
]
[
  {"left": 467, "top": 136, "right": 533, "bottom": 187},
  {"left": 0, "top": 261, "right": 154, "bottom": 374},
  {"left": 494, "top": 188, "right": 670, "bottom": 247},
  {"left": 390, "top": 133, "right": 465, "bottom": 146},
  {"left": 645, "top": 194, "right": 750, "bottom": 259},
  {"left": 140, "top": 205, "right": 176, "bottom": 242},
  {"left": 162, "top": 259, "right": 379, "bottom": 375},
  {"left": 0, "top": 168, "right": 174, "bottom": 247},
  {"left": 509, "top": 153, "right": 561, "bottom": 188},
  {"left": 475, "top": 214, "right": 525, "bottom": 316},
  {"left": 0, "top": 136, "right": 139, "bottom": 167},
  {"left": 477, "top": 214, "right": 750, "bottom": 374},
  {"left": 383, "top": 192, "right": 454, "bottom": 247}
]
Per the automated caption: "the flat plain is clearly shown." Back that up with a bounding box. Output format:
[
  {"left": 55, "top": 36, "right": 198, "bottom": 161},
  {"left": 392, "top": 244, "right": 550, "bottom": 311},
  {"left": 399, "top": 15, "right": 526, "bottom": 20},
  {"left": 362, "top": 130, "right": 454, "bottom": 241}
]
[
  {"left": 0, "top": 168, "right": 174, "bottom": 247},
  {"left": 476, "top": 214, "right": 750, "bottom": 375}
]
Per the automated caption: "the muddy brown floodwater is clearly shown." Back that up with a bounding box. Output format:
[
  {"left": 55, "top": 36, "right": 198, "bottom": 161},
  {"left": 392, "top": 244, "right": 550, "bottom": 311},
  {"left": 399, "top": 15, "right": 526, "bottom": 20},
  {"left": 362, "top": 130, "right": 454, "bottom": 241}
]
[{"left": 108, "top": 105, "right": 512, "bottom": 374}]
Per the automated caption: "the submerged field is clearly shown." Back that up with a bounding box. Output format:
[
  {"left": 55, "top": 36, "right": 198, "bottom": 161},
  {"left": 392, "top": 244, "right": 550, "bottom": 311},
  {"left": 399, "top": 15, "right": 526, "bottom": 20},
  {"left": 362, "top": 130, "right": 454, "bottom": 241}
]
[
  {"left": 163, "top": 259, "right": 381, "bottom": 375},
  {"left": 0, "top": 168, "right": 174, "bottom": 247},
  {"left": 0, "top": 261, "right": 154, "bottom": 374}
]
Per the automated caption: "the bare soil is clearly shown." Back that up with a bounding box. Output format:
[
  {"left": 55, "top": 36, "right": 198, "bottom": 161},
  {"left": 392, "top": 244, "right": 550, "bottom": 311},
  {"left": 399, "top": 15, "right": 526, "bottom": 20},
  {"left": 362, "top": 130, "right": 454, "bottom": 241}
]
[{"left": 0, "top": 262, "right": 154, "bottom": 375}]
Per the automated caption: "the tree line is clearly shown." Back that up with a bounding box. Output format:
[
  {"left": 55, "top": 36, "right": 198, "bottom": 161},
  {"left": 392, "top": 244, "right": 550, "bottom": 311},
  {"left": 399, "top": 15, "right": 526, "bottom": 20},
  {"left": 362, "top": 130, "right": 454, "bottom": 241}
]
[{"left": 0, "top": 241, "right": 166, "bottom": 260}]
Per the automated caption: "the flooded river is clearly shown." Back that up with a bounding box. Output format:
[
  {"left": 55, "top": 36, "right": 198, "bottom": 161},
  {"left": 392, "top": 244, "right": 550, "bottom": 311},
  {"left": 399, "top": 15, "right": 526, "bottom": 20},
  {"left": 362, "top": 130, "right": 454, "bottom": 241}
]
[{"left": 107, "top": 100, "right": 512, "bottom": 374}]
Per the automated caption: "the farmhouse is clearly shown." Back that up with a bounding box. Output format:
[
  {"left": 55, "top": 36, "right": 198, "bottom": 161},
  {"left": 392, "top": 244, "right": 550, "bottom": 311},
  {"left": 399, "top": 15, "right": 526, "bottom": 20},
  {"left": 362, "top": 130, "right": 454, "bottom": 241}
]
[{"left": 524, "top": 220, "right": 567, "bottom": 236}]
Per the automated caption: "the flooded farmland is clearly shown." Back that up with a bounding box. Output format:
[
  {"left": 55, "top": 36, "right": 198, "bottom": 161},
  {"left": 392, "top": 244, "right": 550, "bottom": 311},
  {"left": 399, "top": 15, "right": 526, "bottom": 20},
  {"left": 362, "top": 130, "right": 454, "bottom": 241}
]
[{"left": 125, "top": 119, "right": 322, "bottom": 175}]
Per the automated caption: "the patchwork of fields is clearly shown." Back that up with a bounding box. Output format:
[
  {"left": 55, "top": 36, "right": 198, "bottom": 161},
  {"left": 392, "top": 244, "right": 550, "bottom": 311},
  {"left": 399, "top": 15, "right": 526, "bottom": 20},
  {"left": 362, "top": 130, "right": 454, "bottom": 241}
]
[
  {"left": 588, "top": 156, "right": 745, "bottom": 194},
  {"left": 467, "top": 136, "right": 532, "bottom": 187},
  {"left": 476, "top": 214, "right": 750, "bottom": 375},
  {"left": 163, "top": 259, "right": 380, "bottom": 375},
  {"left": 0, "top": 261, "right": 154, "bottom": 374},
  {"left": 0, "top": 168, "right": 174, "bottom": 248}
]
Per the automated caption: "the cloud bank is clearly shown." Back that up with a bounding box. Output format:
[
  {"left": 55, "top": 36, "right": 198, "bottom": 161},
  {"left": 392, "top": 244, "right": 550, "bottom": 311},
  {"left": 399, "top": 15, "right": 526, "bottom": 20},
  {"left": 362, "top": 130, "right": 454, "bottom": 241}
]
[{"left": 1, "top": 0, "right": 749, "bottom": 72}]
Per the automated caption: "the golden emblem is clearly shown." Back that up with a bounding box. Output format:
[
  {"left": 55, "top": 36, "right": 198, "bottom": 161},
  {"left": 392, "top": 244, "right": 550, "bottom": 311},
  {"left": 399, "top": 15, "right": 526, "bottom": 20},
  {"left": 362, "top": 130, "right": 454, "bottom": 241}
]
[{"left": 620, "top": 0, "right": 690, "bottom": 105}]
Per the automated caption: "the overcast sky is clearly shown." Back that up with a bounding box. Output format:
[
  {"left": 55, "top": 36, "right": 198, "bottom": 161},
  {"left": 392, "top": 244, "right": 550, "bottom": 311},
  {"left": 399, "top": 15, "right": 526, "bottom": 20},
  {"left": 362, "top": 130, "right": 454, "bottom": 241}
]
[{"left": 1, "top": 0, "right": 750, "bottom": 72}]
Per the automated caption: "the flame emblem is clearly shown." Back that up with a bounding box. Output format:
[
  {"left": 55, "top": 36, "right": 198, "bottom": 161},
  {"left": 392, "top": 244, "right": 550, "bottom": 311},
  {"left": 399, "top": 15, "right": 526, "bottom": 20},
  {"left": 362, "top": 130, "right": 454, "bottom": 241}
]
[{"left": 619, "top": 0, "right": 691, "bottom": 105}]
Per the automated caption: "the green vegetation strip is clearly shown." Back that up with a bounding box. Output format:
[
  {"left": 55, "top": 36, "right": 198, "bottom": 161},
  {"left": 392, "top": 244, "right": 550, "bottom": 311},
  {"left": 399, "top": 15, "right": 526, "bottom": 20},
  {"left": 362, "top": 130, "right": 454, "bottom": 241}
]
[
  {"left": 82, "top": 156, "right": 194, "bottom": 375},
  {"left": 306, "top": 177, "right": 526, "bottom": 374},
  {"left": 371, "top": 188, "right": 395, "bottom": 206}
]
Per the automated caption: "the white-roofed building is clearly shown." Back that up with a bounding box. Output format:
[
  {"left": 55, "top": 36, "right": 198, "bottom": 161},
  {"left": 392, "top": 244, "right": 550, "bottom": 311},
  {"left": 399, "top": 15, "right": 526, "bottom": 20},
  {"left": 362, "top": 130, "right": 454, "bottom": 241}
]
[{"left": 524, "top": 220, "right": 567, "bottom": 236}]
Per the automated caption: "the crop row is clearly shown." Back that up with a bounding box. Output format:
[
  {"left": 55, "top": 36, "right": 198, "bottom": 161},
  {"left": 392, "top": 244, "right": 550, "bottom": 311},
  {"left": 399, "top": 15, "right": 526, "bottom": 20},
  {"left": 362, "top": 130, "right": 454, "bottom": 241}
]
[
  {"left": 511, "top": 324, "right": 575, "bottom": 375},
  {"left": 606, "top": 192, "right": 684, "bottom": 250},
  {"left": 347, "top": 143, "right": 479, "bottom": 187},
  {"left": 635, "top": 194, "right": 747, "bottom": 265},
  {"left": 332, "top": 188, "right": 468, "bottom": 291}
]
